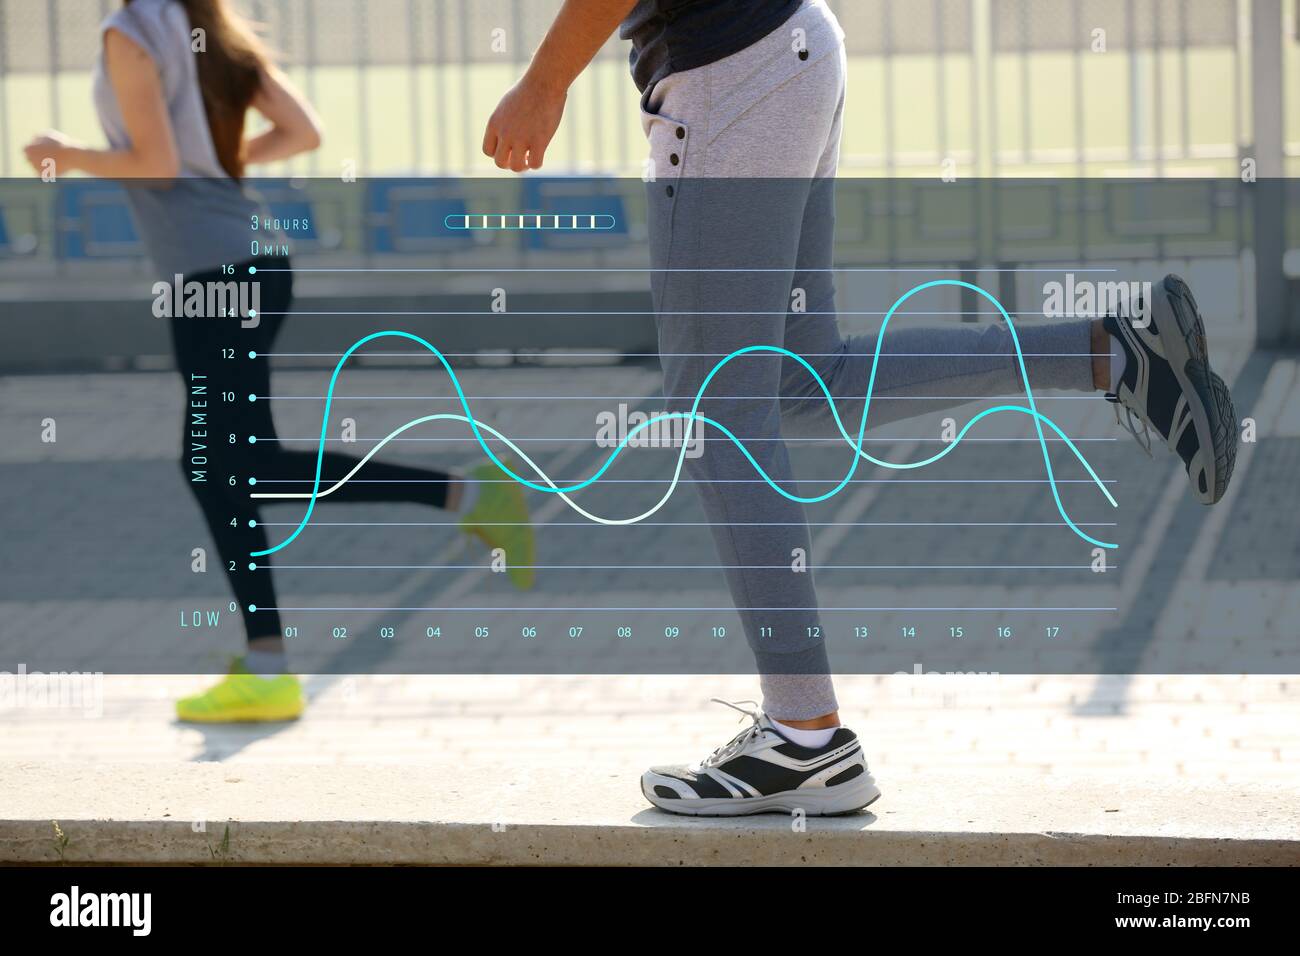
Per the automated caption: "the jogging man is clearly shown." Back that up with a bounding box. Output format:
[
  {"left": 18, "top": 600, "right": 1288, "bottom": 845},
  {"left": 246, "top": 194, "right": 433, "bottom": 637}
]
[{"left": 483, "top": 0, "right": 1237, "bottom": 815}]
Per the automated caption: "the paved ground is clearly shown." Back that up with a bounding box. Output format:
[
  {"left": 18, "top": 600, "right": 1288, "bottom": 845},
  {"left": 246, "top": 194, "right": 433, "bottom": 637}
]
[
  {"left": 1, "top": 673, "right": 1298, "bottom": 784},
  {"left": 1, "top": 274, "right": 1296, "bottom": 861},
  {"left": 2, "top": 673, "right": 1298, "bottom": 865},
  {"left": 3, "top": 298, "right": 1295, "bottom": 678}
]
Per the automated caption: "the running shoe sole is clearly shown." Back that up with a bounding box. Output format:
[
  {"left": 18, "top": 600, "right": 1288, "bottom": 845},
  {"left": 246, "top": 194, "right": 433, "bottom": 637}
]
[
  {"left": 641, "top": 771, "right": 882, "bottom": 817},
  {"left": 1157, "top": 274, "right": 1237, "bottom": 504}
]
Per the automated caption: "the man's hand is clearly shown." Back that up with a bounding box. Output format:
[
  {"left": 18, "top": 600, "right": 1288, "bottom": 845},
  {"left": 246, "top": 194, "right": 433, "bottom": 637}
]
[
  {"left": 23, "top": 130, "right": 82, "bottom": 175},
  {"left": 480, "top": 0, "right": 636, "bottom": 173},
  {"left": 482, "top": 74, "right": 567, "bottom": 172}
]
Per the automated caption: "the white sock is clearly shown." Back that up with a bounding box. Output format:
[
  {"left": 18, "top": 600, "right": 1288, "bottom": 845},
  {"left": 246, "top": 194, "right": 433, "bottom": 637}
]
[
  {"left": 770, "top": 717, "right": 837, "bottom": 749},
  {"left": 244, "top": 649, "right": 287, "bottom": 678},
  {"left": 1108, "top": 336, "right": 1128, "bottom": 392},
  {"left": 456, "top": 479, "right": 480, "bottom": 514}
]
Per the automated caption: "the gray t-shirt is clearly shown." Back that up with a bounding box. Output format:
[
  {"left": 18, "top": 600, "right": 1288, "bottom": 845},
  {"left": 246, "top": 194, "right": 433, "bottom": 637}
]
[{"left": 93, "top": 0, "right": 267, "bottom": 277}]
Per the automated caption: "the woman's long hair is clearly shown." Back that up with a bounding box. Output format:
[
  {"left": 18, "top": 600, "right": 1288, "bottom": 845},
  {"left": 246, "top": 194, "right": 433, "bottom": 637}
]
[{"left": 126, "top": 0, "right": 270, "bottom": 179}]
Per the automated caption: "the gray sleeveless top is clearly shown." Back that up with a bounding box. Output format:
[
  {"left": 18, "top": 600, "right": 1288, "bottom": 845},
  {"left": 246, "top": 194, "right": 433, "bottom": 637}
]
[{"left": 92, "top": 0, "right": 269, "bottom": 277}]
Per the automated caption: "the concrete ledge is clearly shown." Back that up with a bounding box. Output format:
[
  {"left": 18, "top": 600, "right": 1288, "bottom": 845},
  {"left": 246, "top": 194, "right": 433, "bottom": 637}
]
[{"left": 2, "top": 762, "right": 1297, "bottom": 866}]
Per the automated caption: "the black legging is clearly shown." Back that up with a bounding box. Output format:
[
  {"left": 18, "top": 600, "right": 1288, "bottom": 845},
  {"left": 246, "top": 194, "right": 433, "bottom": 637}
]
[{"left": 171, "top": 257, "right": 454, "bottom": 641}]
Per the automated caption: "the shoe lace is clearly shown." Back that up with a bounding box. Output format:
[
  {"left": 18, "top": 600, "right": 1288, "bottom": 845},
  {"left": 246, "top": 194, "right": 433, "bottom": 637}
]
[
  {"left": 696, "top": 698, "right": 764, "bottom": 770},
  {"left": 1105, "top": 299, "right": 1156, "bottom": 459},
  {"left": 1106, "top": 392, "right": 1155, "bottom": 458}
]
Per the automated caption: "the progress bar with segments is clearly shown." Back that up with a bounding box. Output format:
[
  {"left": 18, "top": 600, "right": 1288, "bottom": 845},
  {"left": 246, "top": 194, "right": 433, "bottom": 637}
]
[{"left": 445, "top": 213, "right": 618, "bottom": 231}]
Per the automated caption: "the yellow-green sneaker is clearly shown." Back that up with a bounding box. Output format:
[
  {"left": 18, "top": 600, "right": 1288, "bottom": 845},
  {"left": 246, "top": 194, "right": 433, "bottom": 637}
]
[
  {"left": 460, "top": 458, "right": 536, "bottom": 590},
  {"left": 176, "top": 660, "right": 304, "bottom": 723}
]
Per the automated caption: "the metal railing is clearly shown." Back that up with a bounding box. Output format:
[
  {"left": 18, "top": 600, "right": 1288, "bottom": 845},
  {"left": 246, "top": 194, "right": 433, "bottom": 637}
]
[
  {"left": 1, "top": 0, "right": 1294, "bottom": 343},
  {"left": 0, "top": 0, "right": 1290, "bottom": 177}
]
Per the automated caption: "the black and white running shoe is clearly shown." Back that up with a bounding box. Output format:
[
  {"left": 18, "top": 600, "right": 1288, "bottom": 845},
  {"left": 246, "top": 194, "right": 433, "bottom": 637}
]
[
  {"left": 1104, "top": 274, "right": 1237, "bottom": 505},
  {"left": 641, "top": 700, "right": 881, "bottom": 817}
]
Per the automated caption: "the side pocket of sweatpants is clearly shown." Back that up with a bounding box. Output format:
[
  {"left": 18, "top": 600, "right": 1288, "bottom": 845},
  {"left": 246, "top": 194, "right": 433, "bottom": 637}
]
[{"left": 638, "top": 96, "right": 691, "bottom": 308}]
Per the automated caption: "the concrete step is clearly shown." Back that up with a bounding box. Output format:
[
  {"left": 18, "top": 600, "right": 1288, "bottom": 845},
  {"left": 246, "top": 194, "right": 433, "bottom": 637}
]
[{"left": 2, "top": 762, "right": 1296, "bottom": 866}]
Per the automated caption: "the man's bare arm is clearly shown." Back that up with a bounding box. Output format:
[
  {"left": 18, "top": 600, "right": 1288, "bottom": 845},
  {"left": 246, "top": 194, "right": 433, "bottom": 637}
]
[{"left": 482, "top": 0, "right": 638, "bottom": 172}]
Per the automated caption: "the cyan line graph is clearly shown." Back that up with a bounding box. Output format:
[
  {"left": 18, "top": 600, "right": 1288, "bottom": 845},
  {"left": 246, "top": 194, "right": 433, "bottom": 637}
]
[{"left": 249, "top": 279, "right": 1119, "bottom": 557}]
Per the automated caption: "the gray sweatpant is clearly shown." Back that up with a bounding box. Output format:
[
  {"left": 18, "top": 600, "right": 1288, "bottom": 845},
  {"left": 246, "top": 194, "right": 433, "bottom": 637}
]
[{"left": 639, "top": 0, "right": 1094, "bottom": 719}]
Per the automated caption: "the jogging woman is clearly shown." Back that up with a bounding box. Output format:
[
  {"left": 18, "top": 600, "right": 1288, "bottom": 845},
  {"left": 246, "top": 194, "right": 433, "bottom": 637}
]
[{"left": 25, "top": 0, "right": 534, "bottom": 723}]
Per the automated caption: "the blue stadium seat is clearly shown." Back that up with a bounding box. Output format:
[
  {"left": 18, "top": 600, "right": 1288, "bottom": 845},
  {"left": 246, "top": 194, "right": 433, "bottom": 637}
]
[
  {"left": 253, "top": 178, "right": 340, "bottom": 251},
  {"left": 56, "top": 180, "right": 142, "bottom": 258},
  {"left": 365, "top": 180, "right": 473, "bottom": 253},
  {"left": 0, "top": 206, "right": 36, "bottom": 255},
  {"left": 519, "top": 177, "right": 630, "bottom": 250}
]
